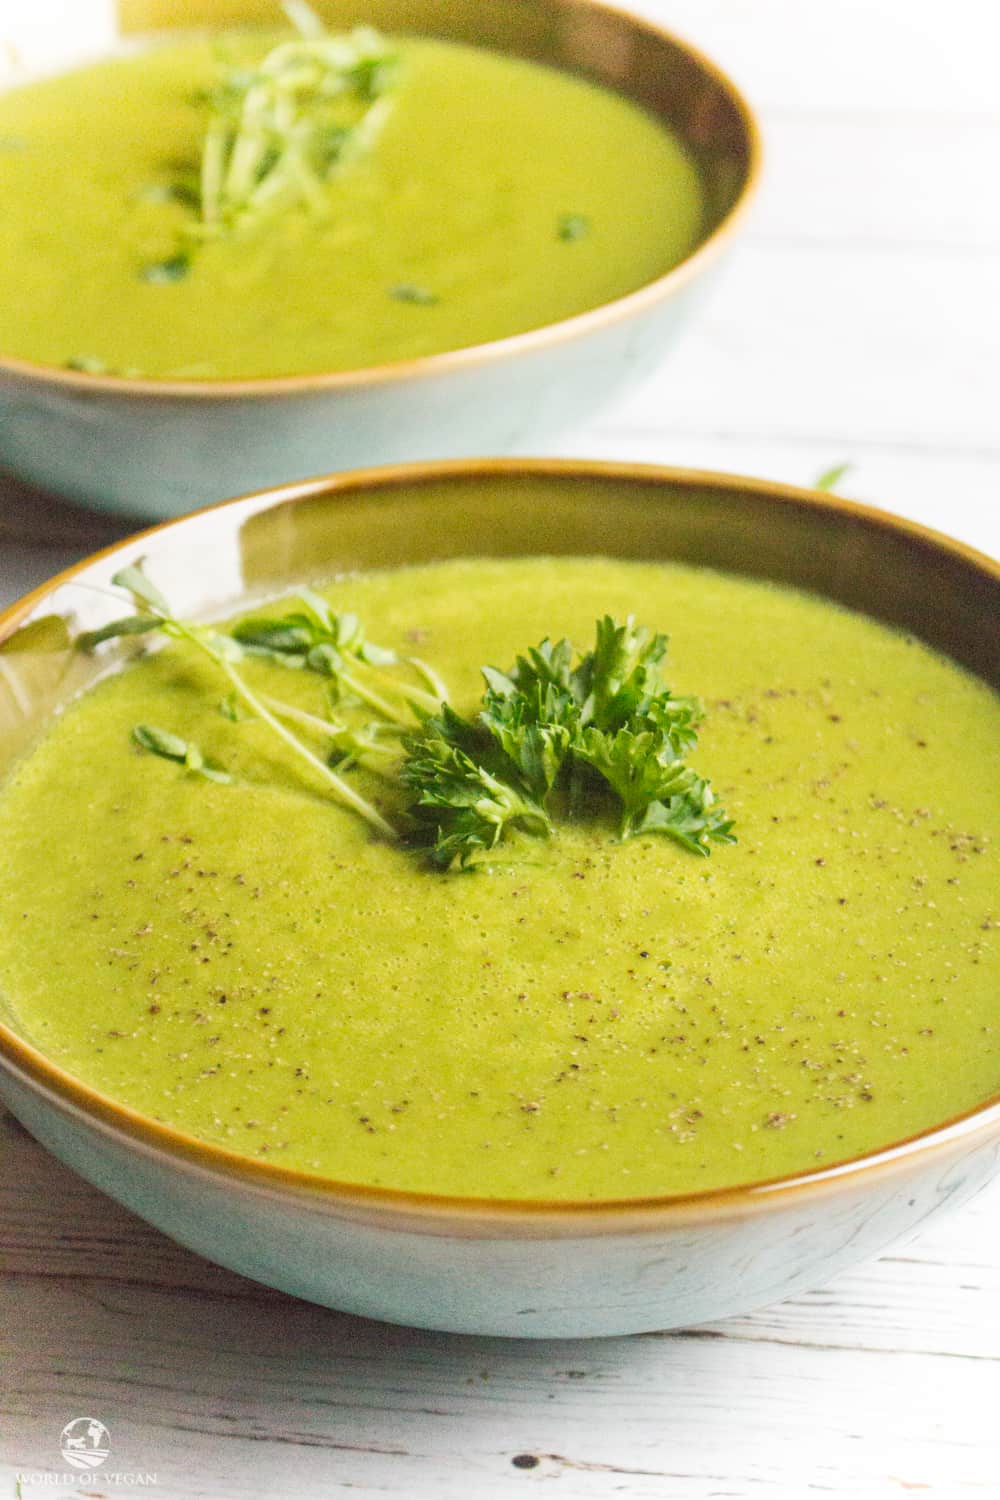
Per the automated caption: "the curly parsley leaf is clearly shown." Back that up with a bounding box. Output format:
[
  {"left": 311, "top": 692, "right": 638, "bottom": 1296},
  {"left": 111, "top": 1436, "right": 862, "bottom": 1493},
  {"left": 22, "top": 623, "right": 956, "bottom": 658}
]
[
  {"left": 578, "top": 615, "right": 669, "bottom": 730},
  {"left": 401, "top": 616, "right": 734, "bottom": 867},
  {"left": 633, "top": 786, "right": 735, "bottom": 855},
  {"left": 401, "top": 705, "right": 552, "bottom": 868}
]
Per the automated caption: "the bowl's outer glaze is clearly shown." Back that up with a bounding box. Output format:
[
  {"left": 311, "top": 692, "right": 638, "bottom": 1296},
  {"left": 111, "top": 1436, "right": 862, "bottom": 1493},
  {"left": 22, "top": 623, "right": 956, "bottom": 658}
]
[
  {"left": 0, "top": 279, "right": 711, "bottom": 519},
  {"left": 0, "top": 464, "right": 997, "bottom": 1337},
  {"left": 0, "top": 0, "right": 758, "bottom": 518}
]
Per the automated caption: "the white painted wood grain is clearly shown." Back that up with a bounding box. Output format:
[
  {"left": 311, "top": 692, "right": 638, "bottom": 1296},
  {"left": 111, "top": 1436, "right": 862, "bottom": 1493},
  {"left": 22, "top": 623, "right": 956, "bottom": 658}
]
[
  {"left": 0, "top": 0, "right": 115, "bottom": 80},
  {"left": 636, "top": 0, "right": 1000, "bottom": 118},
  {"left": 614, "top": 245, "right": 999, "bottom": 451},
  {"left": 753, "top": 118, "right": 1000, "bottom": 252},
  {"left": 1, "top": 0, "right": 999, "bottom": 1495}
]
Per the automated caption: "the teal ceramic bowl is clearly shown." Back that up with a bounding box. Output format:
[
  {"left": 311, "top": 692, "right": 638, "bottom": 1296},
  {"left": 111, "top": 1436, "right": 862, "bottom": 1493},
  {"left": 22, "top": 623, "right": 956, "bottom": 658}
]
[
  {"left": 0, "top": 0, "right": 759, "bottom": 519},
  {"left": 0, "top": 460, "right": 997, "bottom": 1338}
]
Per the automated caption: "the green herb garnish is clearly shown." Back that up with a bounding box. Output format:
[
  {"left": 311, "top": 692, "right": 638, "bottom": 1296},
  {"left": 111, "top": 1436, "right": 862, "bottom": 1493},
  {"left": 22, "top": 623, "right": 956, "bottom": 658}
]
[
  {"left": 390, "top": 284, "right": 439, "bottom": 306},
  {"left": 195, "top": 23, "right": 397, "bottom": 236},
  {"left": 814, "top": 462, "right": 853, "bottom": 493},
  {"left": 79, "top": 568, "right": 406, "bottom": 839},
  {"left": 558, "top": 212, "right": 590, "bottom": 242},
  {"left": 65, "top": 355, "right": 143, "bottom": 378},
  {"left": 137, "top": 180, "right": 201, "bottom": 209},
  {"left": 140, "top": 251, "right": 192, "bottom": 284},
  {"left": 78, "top": 580, "right": 733, "bottom": 870},
  {"left": 174, "top": 7, "right": 394, "bottom": 262},
  {"left": 402, "top": 617, "right": 733, "bottom": 868},
  {"left": 132, "top": 724, "right": 232, "bottom": 783},
  {"left": 65, "top": 355, "right": 110, "bottom": 375},
  {"left": 230, "top": 589, "right": 440, "bottom": 719},
  {"left": 138, "top": 4, "right": 398, "bottom": 280},
  {"left": 281, "top": 0, "right": 327, "bottom": 39}
]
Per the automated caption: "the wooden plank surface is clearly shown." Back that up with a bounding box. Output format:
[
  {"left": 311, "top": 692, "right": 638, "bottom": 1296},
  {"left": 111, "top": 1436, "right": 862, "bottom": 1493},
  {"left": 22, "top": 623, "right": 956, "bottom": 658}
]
[{"left": 1, "top": 1, "right": 998, "bottom": 1495}]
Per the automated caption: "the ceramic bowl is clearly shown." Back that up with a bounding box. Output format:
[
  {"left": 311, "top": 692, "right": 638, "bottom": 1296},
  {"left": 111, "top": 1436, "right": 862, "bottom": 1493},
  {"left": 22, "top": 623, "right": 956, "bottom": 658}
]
[
  {"left": 0, "top": 0, "right": 759, "bottom": 519},
  {"left": 0, "top": 460, "right": 997, "bottom": 1338}
]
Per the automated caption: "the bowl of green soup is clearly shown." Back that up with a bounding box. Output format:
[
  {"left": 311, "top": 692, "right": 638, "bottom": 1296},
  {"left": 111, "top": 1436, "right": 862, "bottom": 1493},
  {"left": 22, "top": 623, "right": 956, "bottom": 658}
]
[
  {"left": 0, "top": 459, "right": 997, "bottom": 1337},
  {"left": 0, "top": 0, "right": 758, "bottom": 518}
]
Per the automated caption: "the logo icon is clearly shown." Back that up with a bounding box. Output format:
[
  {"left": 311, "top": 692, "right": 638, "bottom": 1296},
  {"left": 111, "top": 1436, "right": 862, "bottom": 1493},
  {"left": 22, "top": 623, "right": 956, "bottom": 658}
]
[{"left": 60, "top": 1418, "right": 111, "bottom": 1470}]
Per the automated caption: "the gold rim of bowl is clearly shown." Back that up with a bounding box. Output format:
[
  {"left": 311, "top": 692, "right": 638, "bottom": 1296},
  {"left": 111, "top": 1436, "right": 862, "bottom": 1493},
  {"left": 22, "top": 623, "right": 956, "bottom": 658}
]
[
  {"left": 0, "top": 0, "right": 763, "bottom": 401},
  {"left": 0, "top": 459, "right": 997, "bottom": 1224}
]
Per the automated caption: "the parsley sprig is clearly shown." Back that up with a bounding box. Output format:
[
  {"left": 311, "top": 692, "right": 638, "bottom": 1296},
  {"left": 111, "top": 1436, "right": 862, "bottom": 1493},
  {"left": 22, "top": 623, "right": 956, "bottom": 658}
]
[{"left": 402, "top": 617, "right": 734, "bottom": 867}]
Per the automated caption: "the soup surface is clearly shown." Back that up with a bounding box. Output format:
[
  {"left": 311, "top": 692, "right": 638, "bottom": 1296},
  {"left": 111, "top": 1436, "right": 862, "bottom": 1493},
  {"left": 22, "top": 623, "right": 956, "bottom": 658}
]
[
  {"left": 0, "top": 32, "right": 703, "bottom": 378},
  {"left": 0, "top": 556, "right": 996, "bottom": 1200}
]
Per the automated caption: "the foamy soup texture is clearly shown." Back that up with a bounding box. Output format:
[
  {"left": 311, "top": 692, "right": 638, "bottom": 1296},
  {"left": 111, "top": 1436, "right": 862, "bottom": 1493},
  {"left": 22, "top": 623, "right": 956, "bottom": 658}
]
[
  {"left": 0, "top": 557, "right": 996, "bottom": 1200},
  {"left": 0, "top": 31, "right": 703, "bottom": 379}
]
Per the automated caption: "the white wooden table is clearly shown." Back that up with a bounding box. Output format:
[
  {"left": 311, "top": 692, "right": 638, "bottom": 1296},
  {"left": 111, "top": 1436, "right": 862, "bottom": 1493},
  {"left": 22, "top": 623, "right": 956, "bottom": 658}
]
[{"left": 1, "top": 3, "right": 998, "bottom": 1495}]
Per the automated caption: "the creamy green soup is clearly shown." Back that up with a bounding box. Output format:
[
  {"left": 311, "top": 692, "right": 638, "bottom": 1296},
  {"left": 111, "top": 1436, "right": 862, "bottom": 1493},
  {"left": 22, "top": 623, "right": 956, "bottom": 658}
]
[
  {"left": 0, "top": 32, "right": 703, "bottom": 379},
  {"left": 0, "top": 557, "right": 997, "bottom": 1200}
]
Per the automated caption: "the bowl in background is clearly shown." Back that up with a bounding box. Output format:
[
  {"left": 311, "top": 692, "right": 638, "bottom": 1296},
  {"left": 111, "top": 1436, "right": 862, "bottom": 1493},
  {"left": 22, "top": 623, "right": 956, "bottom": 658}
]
[
  {"left": 0, "top": 0, "right": 759, "bottom": 518},
  {"left": 0, "top": 459, "right": 997, "bottom": 1338}
]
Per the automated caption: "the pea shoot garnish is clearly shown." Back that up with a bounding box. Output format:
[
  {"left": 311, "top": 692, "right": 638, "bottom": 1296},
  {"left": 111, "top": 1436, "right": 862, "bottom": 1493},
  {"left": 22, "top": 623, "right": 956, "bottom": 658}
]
[
  {"left": 132, "top": 724, "right": 231, "bottom": 783},
  {"left": 65, "top": 355, "right": 110, "bottom": 375},
  {"left": 78, "top": 566, "right": 413, "bottom": 839},
  {"left": 814, "top": 462, "right": 853, "bottom": 493},
  {"left": 78, "top": 573, "right": 734, "bottom": 870},
  {"left": 142, "top": 2, "right": 398, "bottom": 279}
]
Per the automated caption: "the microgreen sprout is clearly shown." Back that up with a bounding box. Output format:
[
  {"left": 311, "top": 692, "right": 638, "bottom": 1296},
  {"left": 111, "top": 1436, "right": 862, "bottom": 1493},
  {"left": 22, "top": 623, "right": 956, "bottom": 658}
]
[
  {"left": 144, "top": 3, "right": 398, "bottom": 279},
  {"left": 814, "top": 462, "right": 853, "bottom": 493},
  {"left": 132, "top": 724, "right": 232, "bottom": 783},
  {"left": 79, "top": 567, "right": 401, "bottom": 839}
]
